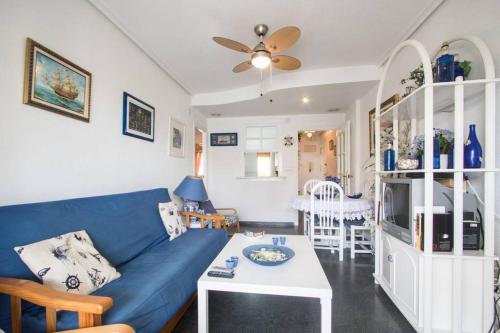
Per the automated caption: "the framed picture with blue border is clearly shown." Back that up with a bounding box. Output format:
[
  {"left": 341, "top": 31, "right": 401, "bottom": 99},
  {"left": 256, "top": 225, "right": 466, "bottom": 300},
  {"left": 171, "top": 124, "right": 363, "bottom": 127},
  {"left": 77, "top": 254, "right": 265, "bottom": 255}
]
[
  {"left": 122, "top": 92, "right": 155, "bottom": 142},
  {"left": 211, "top": 133, "right": 238, "bottom": 146}
]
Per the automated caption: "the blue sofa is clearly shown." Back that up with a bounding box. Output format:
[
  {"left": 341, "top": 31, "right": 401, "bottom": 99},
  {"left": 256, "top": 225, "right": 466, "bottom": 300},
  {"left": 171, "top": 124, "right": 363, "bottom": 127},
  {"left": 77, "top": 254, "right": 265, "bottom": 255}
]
[{"left": 0, "top": 188, "right": 228, "bottom": 332}]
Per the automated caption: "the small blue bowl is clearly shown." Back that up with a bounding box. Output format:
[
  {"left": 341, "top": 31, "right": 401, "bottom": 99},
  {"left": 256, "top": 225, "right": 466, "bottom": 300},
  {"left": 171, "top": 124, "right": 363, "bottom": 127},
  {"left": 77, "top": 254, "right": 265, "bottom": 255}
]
[
  {"left": 226, "top": 259, "right": 236, "bottom": 269},
  {"left": 230, "top": 256, "right": 239, "bottom": 266},
  {"left": 347, "top": 193, "right": 362, "bottom": 199}
]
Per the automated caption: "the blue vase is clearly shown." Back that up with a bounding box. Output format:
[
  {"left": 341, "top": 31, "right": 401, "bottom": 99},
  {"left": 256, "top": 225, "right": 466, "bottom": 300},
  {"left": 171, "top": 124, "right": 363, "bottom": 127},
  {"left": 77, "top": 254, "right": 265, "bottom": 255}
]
[
  {"left": 417, "top": 155, "right": 424, "bottom": 169},
  {"left": 447, "top": 143, "right": 454, "bottom": 169},
  {"left": 433, "top": 136, "right": 440, "bottom": 169},
  {"left": 436, "top": 42, "right": 455, "bottom": 82},
  {"left": 464, "top": 124, "right": 482, "bottom": 168},
  {"left": 384, "top": 144, "right": 395, "bottom": 171}
]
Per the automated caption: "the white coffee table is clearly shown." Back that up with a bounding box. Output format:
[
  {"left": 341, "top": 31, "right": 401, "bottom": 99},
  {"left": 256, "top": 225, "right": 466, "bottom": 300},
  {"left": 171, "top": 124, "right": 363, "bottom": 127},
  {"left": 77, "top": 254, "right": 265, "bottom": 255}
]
[{"left": 197, "top": 234, "right": 333, "bottom": 333}]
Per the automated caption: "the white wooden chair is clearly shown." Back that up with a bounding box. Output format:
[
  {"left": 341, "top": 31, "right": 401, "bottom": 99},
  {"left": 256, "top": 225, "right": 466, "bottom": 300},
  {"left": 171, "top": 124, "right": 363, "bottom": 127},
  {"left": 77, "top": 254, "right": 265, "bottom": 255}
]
[
  {"left": 350, "top": 223, "right": 373, "bottom": 259},
  {"left": 310, "top": 181, "right": 345, "bottom": 261},
  {"left": 303, "top": 179, "right": 322, "bottom": 237}
]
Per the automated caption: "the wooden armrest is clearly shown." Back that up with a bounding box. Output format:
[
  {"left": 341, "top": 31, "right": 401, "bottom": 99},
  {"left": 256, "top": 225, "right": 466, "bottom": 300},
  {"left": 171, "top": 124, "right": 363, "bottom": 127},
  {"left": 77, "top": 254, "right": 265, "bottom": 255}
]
[
  {"left": 182, "top": 211, "right": 225, "bottom": 220},
  {"left": 215, "top": 208, "right": 238, "bottom": 215},
  {"left": 59, "top": 324, "right": 135, "bottom": 333},
  {"left": 0, "top": 277, "right": 113, "bottom": 314}
]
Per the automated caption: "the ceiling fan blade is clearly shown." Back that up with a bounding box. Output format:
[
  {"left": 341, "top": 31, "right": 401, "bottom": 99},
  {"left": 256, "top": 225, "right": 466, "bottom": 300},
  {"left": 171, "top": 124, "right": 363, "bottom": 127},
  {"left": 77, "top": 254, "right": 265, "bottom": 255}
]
[
  {"left": 272, "top": 55, "right": 301, "bottom": 70},
  {"left": 232, "top": 61, "right": 253, "bottom": 73},
  {"left": 265, "top": 26, "right": 301, "bottom": 53},
  {"left": 213, "top": 37, "right": 252, "bottom": 53}
]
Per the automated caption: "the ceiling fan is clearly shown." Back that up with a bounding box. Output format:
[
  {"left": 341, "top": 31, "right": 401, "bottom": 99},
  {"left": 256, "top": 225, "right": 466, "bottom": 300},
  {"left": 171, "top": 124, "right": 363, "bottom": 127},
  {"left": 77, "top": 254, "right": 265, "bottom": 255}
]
[{"left": 213, "top": 24, "right": 301, "bottom": 73}]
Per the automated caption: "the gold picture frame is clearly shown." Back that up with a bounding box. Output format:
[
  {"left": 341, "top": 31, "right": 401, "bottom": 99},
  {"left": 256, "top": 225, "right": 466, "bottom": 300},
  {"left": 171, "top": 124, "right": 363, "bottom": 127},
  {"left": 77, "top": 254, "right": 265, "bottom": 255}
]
[
  {"left": 23, "top": 38, "right": 92, "bottom": 122},
  {"left": 368, "top": 94, "right": 400, "bottom": 156}
]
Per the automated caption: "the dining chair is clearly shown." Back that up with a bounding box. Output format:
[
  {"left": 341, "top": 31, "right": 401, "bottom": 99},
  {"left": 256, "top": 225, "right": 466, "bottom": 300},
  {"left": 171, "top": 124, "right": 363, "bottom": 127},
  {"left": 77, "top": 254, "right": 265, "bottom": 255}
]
[
  {"left": 302, "top": 179, "right": 322, "bottom": 237},
  {"left": 310, "top": 181, "right": 345, "bottom": 261}
]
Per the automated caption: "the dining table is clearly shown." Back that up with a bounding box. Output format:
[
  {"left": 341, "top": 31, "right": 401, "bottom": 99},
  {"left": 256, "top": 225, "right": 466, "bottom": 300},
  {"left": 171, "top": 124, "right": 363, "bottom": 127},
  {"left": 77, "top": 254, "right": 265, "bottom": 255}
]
[{"left": 290, "top": 195, "right": 374, "bottom": 224}]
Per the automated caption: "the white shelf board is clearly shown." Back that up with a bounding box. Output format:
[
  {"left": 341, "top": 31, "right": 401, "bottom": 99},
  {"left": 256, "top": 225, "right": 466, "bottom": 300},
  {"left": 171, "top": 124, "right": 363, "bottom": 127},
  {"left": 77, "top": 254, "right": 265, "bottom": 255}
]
[
  {"left": 376, "top": 168, "right": 499, "bottom": 175},
  {"left": 377, "top": 78, "right": 500, "bottom": 120}
]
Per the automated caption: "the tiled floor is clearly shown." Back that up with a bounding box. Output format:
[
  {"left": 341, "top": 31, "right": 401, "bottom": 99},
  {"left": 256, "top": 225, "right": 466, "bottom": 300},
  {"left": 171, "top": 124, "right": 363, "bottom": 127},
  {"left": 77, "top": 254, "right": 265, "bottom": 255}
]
[{"left": 173, "top": 225, "right": 415, "bottom": 333}]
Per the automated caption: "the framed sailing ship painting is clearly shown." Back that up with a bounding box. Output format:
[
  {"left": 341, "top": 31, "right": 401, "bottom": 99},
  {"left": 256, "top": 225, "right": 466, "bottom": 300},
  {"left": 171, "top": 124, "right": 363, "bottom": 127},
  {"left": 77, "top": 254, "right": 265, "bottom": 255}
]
[
  {"left": 122, "top": 92, "right": 155, "bottom": 142},
  {"left": 23, "top": 38, "right": 92, "bottom": 122}
]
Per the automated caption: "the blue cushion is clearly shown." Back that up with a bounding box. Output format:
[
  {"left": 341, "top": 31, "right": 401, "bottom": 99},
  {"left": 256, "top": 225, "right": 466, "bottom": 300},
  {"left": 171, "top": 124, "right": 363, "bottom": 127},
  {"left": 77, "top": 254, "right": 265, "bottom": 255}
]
[
  {"left": 17, "top": 229, "right": 228, "bottom": 333},
  {"left": 0, "top": 189, "right": 171, "bottom": 329},
  {"left": 198, "top": 200, "right": 217, "bottom": 214}
]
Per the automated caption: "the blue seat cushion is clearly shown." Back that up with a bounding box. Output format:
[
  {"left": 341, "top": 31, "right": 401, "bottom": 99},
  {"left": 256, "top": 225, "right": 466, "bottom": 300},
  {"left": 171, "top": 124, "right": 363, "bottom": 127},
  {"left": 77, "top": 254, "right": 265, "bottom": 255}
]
[{"left": 18, "top": 229, "right": 228, "bottom": 333}]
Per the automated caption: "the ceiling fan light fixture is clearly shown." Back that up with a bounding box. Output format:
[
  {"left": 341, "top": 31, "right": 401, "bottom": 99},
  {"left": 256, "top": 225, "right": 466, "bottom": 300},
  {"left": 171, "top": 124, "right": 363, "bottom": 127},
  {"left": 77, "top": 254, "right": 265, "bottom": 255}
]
[{"left": 251, "top": 50, "right": 271, "bottom": 69}]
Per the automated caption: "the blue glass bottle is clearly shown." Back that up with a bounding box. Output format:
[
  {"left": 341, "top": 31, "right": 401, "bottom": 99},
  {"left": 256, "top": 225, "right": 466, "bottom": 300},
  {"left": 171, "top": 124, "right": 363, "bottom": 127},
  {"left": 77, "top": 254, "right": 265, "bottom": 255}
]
[
  {"left": 464, "top": 124, "right": 482, "bottom": 168},
  {"left": 447, "top": 143, "right": 454, "bottom": 169},
  {"left": 433, "top": 133, "right": 440, "bottom": 169},
  {"left": 384, "top": 144, "right": 395, "bottom": 171},
  {"left": 436, "top": 42, "right": 455, "bottom": 82}
]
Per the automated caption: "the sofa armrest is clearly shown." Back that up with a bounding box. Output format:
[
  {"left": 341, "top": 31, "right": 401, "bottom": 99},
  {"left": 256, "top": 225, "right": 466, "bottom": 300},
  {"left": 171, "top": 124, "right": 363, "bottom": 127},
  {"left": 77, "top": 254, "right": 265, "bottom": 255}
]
[
  {"left": 215, "top": 208, "right": 238, "bottom": 215},
  {"left": 0, "top": 277, "right": 112, "bottom": 314},
  {"left": 59, "top": 324, "right": 135, "bottom": 333}
]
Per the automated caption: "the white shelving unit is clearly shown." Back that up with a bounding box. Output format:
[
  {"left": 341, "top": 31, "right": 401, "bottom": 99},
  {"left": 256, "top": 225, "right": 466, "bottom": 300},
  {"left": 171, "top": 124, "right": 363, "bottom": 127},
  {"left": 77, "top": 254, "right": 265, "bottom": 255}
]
[{"left": 373, "top": 36, "right": 498, "bottom": 333}]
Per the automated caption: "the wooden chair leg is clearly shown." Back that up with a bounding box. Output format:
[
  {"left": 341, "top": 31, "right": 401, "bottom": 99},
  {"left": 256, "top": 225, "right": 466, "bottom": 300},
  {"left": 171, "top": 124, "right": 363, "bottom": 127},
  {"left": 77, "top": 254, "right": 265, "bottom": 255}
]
[
  {"left": 46, "top": 307, "right": 57, "bottom": 332},
  {"left": 10, "top": 295, "right": 21, "bottom": 333},
  {"left": 78, "top": 312, "right": 100, "bottom": 328}
]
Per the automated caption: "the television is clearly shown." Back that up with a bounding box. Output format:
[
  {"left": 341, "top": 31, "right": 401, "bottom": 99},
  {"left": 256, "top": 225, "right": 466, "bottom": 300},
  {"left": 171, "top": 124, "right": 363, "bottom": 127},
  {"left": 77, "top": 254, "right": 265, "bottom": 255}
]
[{"left": 381, "top": 178, "right": 424, "bottom": 245}]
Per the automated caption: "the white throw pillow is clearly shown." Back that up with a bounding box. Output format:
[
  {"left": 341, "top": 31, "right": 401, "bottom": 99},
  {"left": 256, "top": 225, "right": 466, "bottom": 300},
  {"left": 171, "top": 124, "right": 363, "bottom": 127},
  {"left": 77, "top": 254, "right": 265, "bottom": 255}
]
[
  {"left": 14, "top": 230, "right": 120, "bottom": 295},
  {"left": 158, "top": 202, "right": 187, "bottom": 241}
]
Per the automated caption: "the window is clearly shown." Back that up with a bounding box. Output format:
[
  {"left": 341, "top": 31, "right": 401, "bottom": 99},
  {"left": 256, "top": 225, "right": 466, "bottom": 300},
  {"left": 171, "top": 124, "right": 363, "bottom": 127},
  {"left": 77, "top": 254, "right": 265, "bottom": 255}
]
[{"left": 244, "top": 126, "right": 279, "bottom": 177}]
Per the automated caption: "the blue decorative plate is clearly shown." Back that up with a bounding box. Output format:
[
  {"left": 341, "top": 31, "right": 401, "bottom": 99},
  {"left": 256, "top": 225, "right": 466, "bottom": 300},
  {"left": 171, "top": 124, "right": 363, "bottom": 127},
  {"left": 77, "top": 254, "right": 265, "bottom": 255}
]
[
  {"left": 242, "top": 245, "right": 295, "bottom": 266},
  {"left": 347, "top": 193, "right": 362, "bottom": 199}
]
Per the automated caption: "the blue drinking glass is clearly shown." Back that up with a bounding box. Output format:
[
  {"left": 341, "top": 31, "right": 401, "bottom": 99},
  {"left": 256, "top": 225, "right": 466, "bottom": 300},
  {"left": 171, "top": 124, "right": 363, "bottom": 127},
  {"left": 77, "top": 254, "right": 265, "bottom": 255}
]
[
  {"left": 279, "top": 236, "right": 286, "bottom": 245},
  {"left": 272, "top": 237, "right": 279, "bottom": 246}
]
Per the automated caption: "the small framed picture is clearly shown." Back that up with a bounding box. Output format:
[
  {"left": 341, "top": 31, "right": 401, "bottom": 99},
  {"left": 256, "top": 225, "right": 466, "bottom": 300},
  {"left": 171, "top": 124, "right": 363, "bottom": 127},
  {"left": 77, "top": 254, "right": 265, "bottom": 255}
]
[
  {"left": 210, "top": 133, "right": 238, "bottom": 146},
  {"left": 23, "top": 38, "right": 92, "bottom": 122},
  {"left": 169, "top": 117, "right": 186, "bottom": 157},
  {"left": 122, "top": 92, "right": 155, "bottom": 142}
]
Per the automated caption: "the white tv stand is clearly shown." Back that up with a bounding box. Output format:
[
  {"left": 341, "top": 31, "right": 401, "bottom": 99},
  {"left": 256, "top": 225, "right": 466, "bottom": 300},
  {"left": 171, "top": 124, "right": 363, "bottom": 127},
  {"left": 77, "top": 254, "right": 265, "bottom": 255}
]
[{"left": 372, "top": 36, "right": 498, "bottom": 332}]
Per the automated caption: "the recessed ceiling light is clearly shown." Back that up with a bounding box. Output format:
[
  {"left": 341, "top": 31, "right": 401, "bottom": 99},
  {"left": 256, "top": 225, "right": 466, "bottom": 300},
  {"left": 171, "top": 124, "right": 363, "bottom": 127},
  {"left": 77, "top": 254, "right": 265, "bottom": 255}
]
[{"left": 301, "top": 96, "right": 310, "bottom": 104}]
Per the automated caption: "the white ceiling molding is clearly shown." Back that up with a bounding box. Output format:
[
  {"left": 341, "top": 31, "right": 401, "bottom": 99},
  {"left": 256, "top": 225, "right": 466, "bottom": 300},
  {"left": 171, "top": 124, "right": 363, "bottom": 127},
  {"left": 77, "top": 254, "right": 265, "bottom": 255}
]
[
  {"left": 376, "top": 0, "right": 446, "bottom": 66},
  {"left": 88, "top": 0, "right": 193, "bottom": 95},
  {"left": 191, "top": 65, "right": 381, "bottom": 106}
]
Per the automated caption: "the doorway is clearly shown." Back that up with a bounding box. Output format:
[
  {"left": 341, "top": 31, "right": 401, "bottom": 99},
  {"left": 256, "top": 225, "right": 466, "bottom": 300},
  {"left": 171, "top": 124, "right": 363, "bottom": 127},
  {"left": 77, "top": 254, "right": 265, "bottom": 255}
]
[
  {"left": 194, "top": 128, "right": 206, "bottom": 178},
  {"left": 298, "top": 130, "right": 339, "bottom": 194}
]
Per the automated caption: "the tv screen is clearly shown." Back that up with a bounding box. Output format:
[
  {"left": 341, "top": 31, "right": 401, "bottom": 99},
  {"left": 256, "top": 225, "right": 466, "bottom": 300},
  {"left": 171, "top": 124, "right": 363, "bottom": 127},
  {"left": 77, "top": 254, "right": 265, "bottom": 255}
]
[{"left": 383, "top": 182, "right": 410, "bottom": 229}]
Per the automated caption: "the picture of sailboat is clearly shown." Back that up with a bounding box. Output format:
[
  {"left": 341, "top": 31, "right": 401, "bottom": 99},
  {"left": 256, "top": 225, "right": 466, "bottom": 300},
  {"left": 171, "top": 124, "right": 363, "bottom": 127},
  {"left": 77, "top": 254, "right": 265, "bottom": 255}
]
[
  {"left": 24, "top": 38, "right": 91, "bottom": 121},
  {"left": 45, "top": 68, "right": 79, "bottom": 100}
]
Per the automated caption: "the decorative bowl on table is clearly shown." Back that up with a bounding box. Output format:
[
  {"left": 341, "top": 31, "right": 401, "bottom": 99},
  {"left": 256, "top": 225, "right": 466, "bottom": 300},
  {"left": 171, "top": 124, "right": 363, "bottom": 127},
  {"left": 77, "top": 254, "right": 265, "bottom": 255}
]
[
  {"left": 347, "top": 193, "right": 362, "bottom": 199},
  {"left": 242, "top": 245, "right": 295, "bottom": 266},
  {"left": 397, "top": 159, "right": 419, "bottom": 170}
]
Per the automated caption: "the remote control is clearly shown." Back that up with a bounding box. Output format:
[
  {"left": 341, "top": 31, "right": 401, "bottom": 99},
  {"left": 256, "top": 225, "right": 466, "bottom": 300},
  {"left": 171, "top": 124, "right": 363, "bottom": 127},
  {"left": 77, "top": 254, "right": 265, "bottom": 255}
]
[
  {"left": 211, "top": 266, "right": 234, "bottom": 274},
  {"left": 207, "top": 270, "right": 234, "bottom": 279}
]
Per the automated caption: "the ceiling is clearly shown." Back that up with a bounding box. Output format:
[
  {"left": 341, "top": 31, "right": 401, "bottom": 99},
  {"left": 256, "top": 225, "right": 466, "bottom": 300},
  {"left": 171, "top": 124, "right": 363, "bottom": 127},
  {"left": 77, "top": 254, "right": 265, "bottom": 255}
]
[
  {"left": 193, "top": 81, "right": 377, "bottom": 117},
  {"left": 90, "top": 0, "right": 441, "bottom": 95}
]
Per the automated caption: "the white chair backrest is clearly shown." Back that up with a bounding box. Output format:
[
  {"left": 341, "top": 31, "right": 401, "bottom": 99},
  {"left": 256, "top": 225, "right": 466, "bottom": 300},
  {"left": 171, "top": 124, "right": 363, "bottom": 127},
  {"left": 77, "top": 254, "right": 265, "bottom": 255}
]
[
  {"left": 303, "top": 179, "right": 322, "bottom": 195},
  {"left": 310, "top": 181, "right": 344, "bottom": 228}
]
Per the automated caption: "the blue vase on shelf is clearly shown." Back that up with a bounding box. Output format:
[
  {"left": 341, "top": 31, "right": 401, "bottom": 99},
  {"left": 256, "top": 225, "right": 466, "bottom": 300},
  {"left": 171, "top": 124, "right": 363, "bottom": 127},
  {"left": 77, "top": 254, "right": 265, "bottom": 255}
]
[
  {"left": 384, "top": 144, "right": 395, "bottom": 171},
  {"left": 433, "top": 134, "right": 440, "bottom": 169},
  {"left": 447, "top": 143, "right": 454, "bottom": 169},
  {"left": 464, "top": 124, "right": 482, "bottom": 168},
  {"left": 436, "top": 42, "right": 455, "bottom": 83}
]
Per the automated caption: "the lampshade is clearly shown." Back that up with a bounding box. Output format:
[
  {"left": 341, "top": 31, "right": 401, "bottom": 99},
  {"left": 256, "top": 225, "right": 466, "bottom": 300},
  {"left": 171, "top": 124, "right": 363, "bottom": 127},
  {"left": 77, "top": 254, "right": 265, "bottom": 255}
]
[
  {"left": 174, "top": 176, "right": 208, "bottom": 201},
  {"left": 251, "top": 50, "right": 271, "bottom": 69}
]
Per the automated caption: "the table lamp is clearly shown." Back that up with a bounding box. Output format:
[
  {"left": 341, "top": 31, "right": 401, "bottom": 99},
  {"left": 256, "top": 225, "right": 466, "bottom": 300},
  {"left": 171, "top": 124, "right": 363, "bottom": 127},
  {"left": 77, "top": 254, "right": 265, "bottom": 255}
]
[{"left": 174, "top": 176, "right": 208, "bottom": 212}]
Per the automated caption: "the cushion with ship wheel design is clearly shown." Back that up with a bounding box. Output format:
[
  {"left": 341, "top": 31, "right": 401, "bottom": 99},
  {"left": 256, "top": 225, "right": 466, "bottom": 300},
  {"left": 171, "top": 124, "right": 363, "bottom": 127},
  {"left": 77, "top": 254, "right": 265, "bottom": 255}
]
[
  {"left": 13, "top": 230, "right": 121, "bottom": 295},
  {"left": 158, "top": 202, "right": 187, "bottom": 241}
]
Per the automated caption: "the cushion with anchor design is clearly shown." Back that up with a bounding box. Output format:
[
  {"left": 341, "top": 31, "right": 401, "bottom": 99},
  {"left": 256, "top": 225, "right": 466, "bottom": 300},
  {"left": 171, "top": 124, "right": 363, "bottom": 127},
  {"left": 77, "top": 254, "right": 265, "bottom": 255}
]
[
  {"left": 158, "top": 202, "right": 187, "bottom": 241},
  {"left": 13, "top": 230, "right": 121, "bottom": 295}
]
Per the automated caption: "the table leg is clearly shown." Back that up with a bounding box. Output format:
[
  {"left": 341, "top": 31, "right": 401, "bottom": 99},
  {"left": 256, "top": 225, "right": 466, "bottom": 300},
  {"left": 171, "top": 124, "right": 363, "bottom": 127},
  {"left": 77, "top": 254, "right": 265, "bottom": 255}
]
[
  {"left": 198, "top": 287, "right": 208, "bottom": 333},
  {"left": 320, "top": 296, "right": 332, "bottom": 333}
]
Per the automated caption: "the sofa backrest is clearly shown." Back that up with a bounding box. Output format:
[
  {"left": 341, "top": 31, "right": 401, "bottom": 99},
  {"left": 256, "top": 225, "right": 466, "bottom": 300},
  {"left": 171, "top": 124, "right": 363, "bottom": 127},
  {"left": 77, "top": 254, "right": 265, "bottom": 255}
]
[{"left": 0, "top": 188, "right": 171, "bottom": 280}]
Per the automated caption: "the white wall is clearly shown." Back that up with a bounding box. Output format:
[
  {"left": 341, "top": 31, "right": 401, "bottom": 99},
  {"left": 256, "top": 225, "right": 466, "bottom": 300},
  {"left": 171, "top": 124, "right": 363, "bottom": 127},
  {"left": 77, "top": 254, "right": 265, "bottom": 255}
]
[
  {"left": 0, "top": 0, "right": 198, "bottom": 205},
  {"left": 346, "top": 0, "right": 500, "bottom": 254},
  {"left": 207, "top": 114, "right": 345, "bottom": 224}
]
